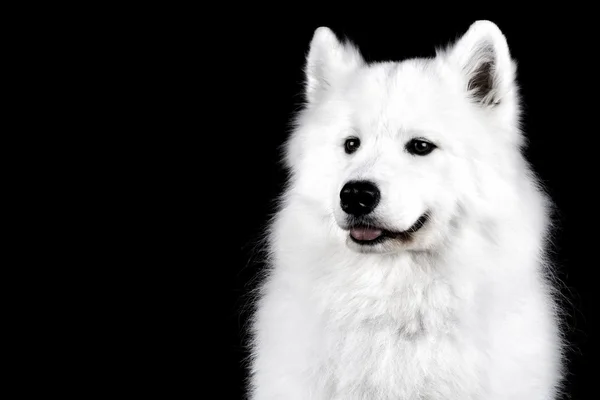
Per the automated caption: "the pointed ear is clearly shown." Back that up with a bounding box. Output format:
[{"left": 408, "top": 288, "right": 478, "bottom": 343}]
[
  {"left": 305, "top": 27, "right": 364, "bottom": 104},
  {"left": 446, "top": 20, "right": 516, "bottom": 107}
]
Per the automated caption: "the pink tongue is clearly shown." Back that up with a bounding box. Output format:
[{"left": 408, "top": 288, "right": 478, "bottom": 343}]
[{"left": 350, "top": 227, "right": 383, "bottom": 241}]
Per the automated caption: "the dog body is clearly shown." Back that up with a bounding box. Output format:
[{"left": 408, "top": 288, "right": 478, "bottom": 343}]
[{"left": 249, "top": 21, "right": 563, "bottom": 399}]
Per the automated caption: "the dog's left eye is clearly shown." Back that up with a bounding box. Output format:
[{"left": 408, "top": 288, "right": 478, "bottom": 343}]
[{"left": 406, "top": 139, "right": 436, "bottom": 156}]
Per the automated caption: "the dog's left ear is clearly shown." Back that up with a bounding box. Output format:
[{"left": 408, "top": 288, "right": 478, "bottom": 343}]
[{"left": 446, "top": 20, "right": 516, "bottom": 107}]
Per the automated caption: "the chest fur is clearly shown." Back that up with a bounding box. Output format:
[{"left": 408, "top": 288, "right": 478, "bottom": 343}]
[{"left": 309, "top": 263, "right": 486, "bottom": 399}]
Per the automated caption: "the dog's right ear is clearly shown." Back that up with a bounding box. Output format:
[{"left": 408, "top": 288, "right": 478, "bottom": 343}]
[{"left": 305, "top": 27, "right": 364, "bottom": 105}]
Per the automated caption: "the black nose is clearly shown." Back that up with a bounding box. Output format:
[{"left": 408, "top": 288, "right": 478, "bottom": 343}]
[{"left": 340, "top": 181, "right": 380, "bottom": 216}]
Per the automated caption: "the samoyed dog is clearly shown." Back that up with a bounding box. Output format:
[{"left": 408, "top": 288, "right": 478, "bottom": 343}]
[{"left": 248, "top": 21, "right": 564, "bottom": 399}]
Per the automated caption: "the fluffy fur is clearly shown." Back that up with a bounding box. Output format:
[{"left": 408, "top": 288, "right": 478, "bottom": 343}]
[{"left": 248, "top": 21, "right": 564, "bottom": 399}]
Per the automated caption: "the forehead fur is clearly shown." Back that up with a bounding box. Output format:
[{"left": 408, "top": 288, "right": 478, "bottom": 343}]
[{"left": 336, "top": 59, "right": 476, "bottom": 135}]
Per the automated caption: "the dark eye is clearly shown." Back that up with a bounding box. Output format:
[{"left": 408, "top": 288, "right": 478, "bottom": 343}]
[
  {"left": 406, "top": 139, "right": 436, "bottom": 156},
  {"left": 344, "top": 137, "right": 361, "bottom": 154}
]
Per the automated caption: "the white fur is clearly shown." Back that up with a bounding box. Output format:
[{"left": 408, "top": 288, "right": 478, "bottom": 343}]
[{"left": 248, "top": 21, "right": 564, "bottom": 399}]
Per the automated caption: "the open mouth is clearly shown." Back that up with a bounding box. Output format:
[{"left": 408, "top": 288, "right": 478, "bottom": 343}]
[{"left": 348, "top": 213, "right": 429, "bottom": 245}]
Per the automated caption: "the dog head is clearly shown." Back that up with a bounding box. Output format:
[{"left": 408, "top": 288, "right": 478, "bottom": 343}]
[{"left": 285, "top": 21, "right": 521, "bottom": 254}]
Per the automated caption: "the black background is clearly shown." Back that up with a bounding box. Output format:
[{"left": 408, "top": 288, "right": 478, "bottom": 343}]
[{"left": 209, "top": 13, "right": 597, "bottom": 400}]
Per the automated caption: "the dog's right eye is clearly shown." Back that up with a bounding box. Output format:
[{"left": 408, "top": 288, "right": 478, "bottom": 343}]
[{"left": 344, "top": 138, "right": 361, "bottom": 154}]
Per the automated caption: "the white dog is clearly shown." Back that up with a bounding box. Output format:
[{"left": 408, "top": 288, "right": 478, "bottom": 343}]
[{"left": 248, "top": 21, "right": 564, "bottom": 399}]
